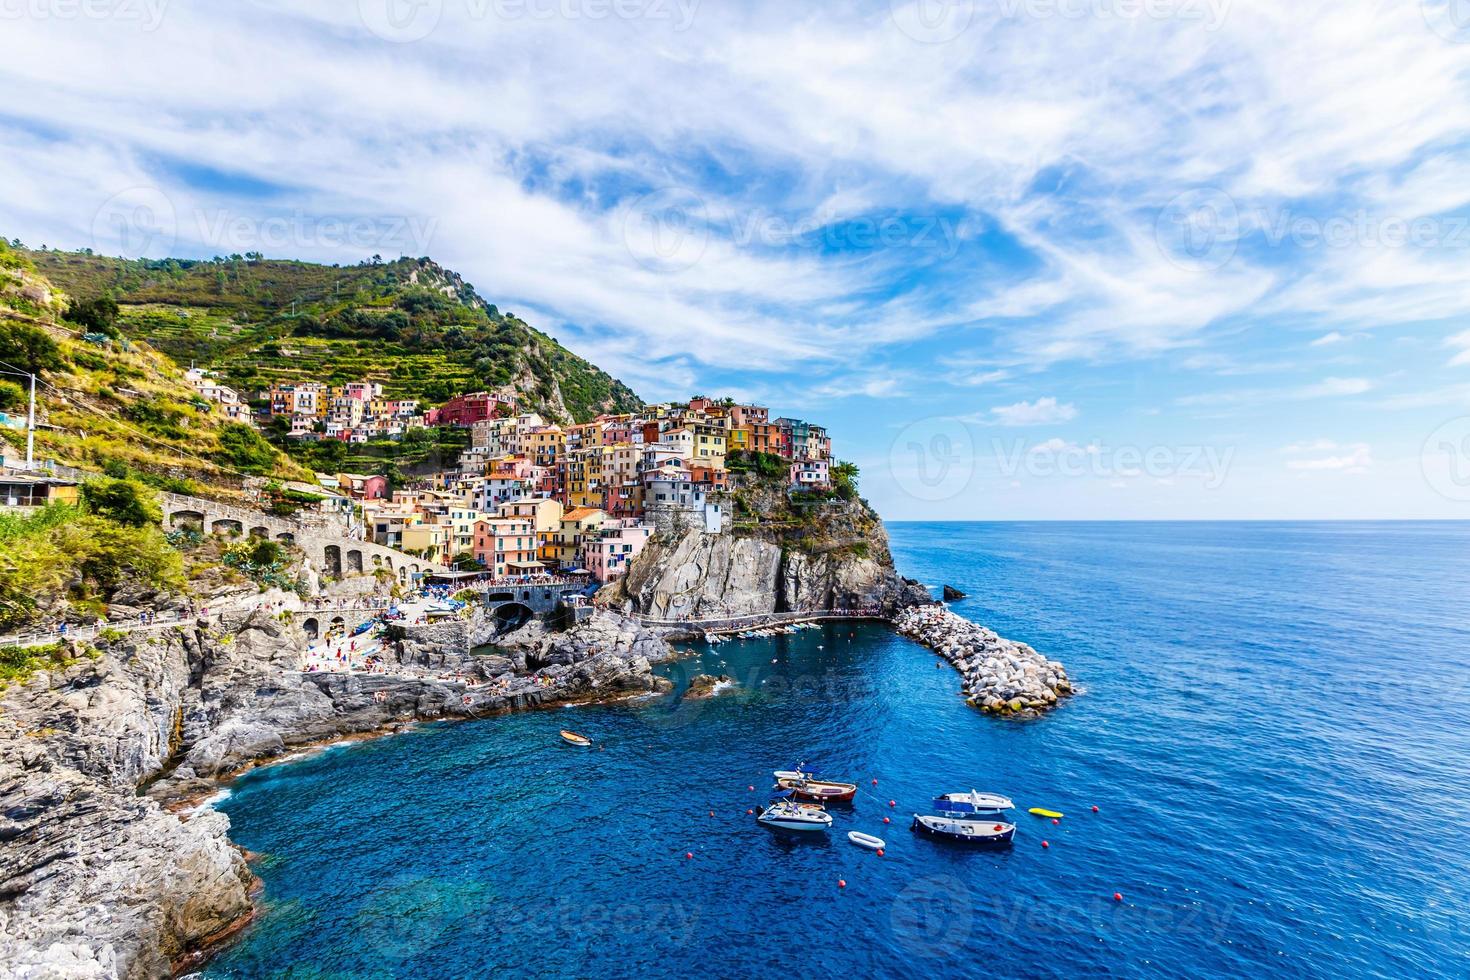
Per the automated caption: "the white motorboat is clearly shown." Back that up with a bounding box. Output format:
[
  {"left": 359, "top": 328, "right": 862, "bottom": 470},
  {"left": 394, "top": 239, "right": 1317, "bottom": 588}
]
[
  {"left": 935, "top": 790, "right": 1014, "bottom": 812},
  {"left": 758, "top": 797, "right": 833, "bottom": 833},
  {"left": 847, "top": 831, "right": 886, "bottom": 850}
]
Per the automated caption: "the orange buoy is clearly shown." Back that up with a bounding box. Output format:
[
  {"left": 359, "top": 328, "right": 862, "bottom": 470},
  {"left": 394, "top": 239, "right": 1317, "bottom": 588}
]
[
  {"left": 838, "top": 879, "right": 846, "bottom": 888},
  {"left": 1113, "top": 892, "right": 1123, "bottom": 902},
  {"left": 877, "top": 848, "right": 885, "bottom": 856}
]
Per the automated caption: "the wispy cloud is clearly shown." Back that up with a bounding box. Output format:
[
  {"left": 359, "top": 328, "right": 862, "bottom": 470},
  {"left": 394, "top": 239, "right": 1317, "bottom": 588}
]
[{"left": 984, "top": 397, "right": 1078, "bottom": 427}]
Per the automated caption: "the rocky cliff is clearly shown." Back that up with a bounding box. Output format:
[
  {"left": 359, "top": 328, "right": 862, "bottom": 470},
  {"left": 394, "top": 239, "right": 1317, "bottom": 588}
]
[
  {"left": 599, "top": 492, "right": 929, "bottom": 621},
  {"left": 0, "top": 604, "right": 670, "bottom": 977}
]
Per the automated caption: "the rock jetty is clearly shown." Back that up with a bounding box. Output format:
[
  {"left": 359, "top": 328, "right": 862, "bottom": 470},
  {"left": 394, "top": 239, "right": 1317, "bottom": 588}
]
[{"left": 894, "top": 605, "right": 1072, "bottom": 717}]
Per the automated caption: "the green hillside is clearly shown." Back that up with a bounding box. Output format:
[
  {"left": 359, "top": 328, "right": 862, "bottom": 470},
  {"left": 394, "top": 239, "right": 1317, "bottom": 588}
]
[{"left": 23, "top": 249, "right": 644, "bottom": 428}]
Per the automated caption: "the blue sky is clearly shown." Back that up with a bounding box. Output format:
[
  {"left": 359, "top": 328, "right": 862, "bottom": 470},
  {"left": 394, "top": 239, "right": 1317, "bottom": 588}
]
[{"left": 4, "top": 0, "right": 1470, "bottom": 519}]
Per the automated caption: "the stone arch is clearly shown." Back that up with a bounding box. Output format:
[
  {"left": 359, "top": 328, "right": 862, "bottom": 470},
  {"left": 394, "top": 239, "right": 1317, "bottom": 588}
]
[
  {"left": 347, "top": 549, "right": 363, "bottom": 574},
  {"left": 249, "top": 525, "right": 270, "bottom": 539},
  {"left": 301, "top": 617, "right": 319, "bottom": 640},
  {"left": 328, "top": 616, "right": 346, "bottom": 638},
  {"left": 493, "top": 602, "right": 534, "bottom": 629},
  {"left": 276, "top": 532, "right": 295, "bottom": 544},
  {"left": 211, "top": 518, "right": 243, "bottom": 536},
  {"left": 521, "top": 590, "right": 531, "bottom": 600},
  {"left": 169, "top": 509, "right": 204, "bottom": 529},
  {"left": 372, "top": 554, "right": 383, "bottom": 567},
  {"left": 487, "top": 591, "right": 514, "bottom": 603},
  {"left": 324, "top": 545, "right": 342, "bottom": 577},
  {"left": 397, "top": 566, "right": 408, "bottom": 583}
]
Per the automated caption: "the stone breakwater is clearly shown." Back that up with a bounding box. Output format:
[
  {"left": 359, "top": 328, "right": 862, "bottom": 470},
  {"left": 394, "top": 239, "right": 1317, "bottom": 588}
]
[{"left": 894, "top": 605, "right": 1073, "bottom": 717}]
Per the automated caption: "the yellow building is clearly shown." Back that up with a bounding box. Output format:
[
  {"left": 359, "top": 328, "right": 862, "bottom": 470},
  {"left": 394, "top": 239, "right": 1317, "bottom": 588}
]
[
  {"left": 497, "top": 495, "right": 565, "bottom": 561},
  {"left": 692, "top": 422, "right": 727, "bottom": 469},
  {"left": 550, "top": 506, "right": 607, "bottom": 568},
  {"left": 728, "top": 425, "right": 752, "bottom": 454},
  {"left": 400, "top": 524, "right": 448, "bottom": 565}
]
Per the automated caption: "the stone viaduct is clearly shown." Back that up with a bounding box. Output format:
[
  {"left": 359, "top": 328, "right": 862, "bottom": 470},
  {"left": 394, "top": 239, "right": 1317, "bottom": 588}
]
[{"left": 159, "top": 492, "right": 450, "bottom": 585}]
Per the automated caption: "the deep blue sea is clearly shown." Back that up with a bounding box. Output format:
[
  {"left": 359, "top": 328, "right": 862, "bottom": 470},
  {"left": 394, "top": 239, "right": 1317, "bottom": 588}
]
[{"left": 204, "top": 522, "right": 1470, "bottom": 978}]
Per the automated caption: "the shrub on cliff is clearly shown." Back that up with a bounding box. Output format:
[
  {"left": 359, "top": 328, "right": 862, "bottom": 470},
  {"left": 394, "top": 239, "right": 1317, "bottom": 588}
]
[
  {"left": 0, "top": 322, "right": 66, "bottom": 377},
  {"left": 0, "top": 496, "right": 183, "bottom": 630},
  {"left": 214, "top": 422, "right": 281, "bottom": 475}
]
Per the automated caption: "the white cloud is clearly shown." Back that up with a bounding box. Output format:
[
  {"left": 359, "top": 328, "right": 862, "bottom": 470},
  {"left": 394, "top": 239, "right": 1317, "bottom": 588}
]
[
  {"left": 1310, "top": 332, "right": 1346, "bottom": 347},
  {"left": 1297, "top": 377, "right": 1374, "bottom": 398},
  {"left": 1285, "top": 443, "right": 1373, "bottom": 472},
  {"left": 1446, "top": 330, "right": 1470, "bottom": 367},
  {"left": 987, "top": 397, "right": 1078, "bottom": 427}
]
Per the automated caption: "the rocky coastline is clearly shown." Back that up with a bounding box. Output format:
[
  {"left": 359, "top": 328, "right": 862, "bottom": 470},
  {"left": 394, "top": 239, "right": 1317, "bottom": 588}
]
[
  {"left": 0, "top": 599, "right": 672, "bottom": 979},
  {"left": 1, "top": 512, "right": 1073, "bottom": 977},
  {"left": 894, "top": 604, "right": 1074, "bottom": 717}
]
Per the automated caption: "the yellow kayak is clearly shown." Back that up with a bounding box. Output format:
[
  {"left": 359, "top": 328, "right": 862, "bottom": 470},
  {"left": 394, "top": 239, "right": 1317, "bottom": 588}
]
[{"left": 1028, "top": 807, "right": 1064, "bottom": 818}]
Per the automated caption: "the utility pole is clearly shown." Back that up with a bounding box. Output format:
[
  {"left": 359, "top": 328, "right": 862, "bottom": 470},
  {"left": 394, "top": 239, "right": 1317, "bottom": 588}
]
[{"left": 26, "top": 371, "right": 35, "bottom": 470}]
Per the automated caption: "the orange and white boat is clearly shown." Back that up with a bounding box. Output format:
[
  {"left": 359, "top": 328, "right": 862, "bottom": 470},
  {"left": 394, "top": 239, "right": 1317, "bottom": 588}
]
[{"left": 772, "top": 768, "right": 857, "bottom": 803}]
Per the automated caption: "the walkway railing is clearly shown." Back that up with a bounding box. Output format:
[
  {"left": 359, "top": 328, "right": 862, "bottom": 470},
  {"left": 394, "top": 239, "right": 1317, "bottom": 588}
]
[{"left": 634, "top": 608, "right": 886, "bottom": 632}]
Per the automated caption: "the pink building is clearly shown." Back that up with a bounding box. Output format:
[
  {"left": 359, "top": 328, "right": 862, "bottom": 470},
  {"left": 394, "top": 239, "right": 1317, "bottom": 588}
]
[
  {"left": 790, "top": 458, "right": 830, "bottom": 490},
  {"left": 584, "top": 519, "right": 652, "bottom": 583}
]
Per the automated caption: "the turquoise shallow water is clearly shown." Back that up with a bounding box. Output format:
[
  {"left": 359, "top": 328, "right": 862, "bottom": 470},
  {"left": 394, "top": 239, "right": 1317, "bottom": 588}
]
[{"left": 205, "top": 522, "right": 1470, "bottom": 978}]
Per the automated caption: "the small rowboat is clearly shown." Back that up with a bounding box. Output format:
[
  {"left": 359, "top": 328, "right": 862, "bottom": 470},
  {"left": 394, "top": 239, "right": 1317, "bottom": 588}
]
[
  {"left": 559, "top": 730, "right": 592, "bottom": 747},
  {"left": 773, "top": 769, "right": 858, "bottom": 803},
  {"left": 912, "top": 813, "right": 1015, "bottom": 846},
  {"left": 938, "top": 790, "right": 1013, "bottom": 812},
  {"left": 847, "top": 831, "right": 886, "bottom": 850},
  {"left": 1028, "top": 807, "right": 1063, "bottom": 819}
]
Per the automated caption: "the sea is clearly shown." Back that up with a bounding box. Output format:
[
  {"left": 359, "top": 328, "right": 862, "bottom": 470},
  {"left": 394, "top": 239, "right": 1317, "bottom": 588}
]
[{"left": 202, "top": 522, "right": 1470, "bottom": 978}]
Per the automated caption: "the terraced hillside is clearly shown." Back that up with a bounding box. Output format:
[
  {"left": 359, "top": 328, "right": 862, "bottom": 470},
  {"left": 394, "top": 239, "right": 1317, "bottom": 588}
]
[
  {"left": 24, "top": 249, "right": 644, "bottom": 429},
  {"left": 0, "top": 241, "right": 308, "bottom": 494}
]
